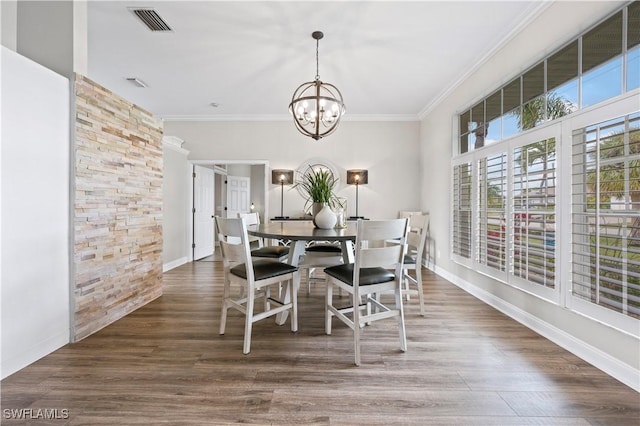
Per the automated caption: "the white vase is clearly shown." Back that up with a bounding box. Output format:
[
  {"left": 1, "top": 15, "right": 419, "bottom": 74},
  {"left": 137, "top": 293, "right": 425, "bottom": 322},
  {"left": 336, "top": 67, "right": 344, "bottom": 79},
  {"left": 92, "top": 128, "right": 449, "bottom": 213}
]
[
  {"left": 311, "top": 202, "right": 324, "bottom": 227},
  {"left": 314, "top": 204, "right": 337, "bottom": 229}
]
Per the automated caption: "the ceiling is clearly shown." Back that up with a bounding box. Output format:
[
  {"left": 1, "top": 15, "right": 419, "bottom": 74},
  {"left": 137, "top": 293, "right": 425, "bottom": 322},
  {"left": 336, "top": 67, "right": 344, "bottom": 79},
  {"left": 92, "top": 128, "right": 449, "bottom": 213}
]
[{"left": 87, "top": 1, "right": 548, "bottom": 122}]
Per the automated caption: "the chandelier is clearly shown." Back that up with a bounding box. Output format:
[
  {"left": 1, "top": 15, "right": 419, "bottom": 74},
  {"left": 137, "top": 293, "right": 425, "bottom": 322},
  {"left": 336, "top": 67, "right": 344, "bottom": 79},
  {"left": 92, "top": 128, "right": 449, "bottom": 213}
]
[{"left": 289, "top": 31, "right": 346, "bottom": 140}]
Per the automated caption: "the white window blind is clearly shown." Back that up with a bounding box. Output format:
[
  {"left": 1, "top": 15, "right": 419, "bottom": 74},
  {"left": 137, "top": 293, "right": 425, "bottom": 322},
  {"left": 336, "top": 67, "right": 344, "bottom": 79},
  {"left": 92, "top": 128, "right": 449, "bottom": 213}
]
[
  {"left": 453, "top": 163, "right": 472, "bottom": 259},
  {"left": 477, "top": 153, "right": 507, "bottom": 271},
  {"left": 512, "top": 139, "right": 556, "bottom": 288},
  {"left": 571, "top": 112, "right": 640, "bottom": 319}
]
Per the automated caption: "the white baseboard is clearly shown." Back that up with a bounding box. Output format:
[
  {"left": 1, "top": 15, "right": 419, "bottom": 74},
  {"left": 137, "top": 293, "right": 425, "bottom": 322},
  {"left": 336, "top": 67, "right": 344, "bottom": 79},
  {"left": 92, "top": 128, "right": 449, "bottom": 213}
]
[
  {"left": 163, "top": 256, "right": 188, "bottom": 272},
  {"left": 1, "top": 330, "right": 69, "bottom": 380},
  {"left": 431, "top": 264, "right": 640, "bottom": 392}
]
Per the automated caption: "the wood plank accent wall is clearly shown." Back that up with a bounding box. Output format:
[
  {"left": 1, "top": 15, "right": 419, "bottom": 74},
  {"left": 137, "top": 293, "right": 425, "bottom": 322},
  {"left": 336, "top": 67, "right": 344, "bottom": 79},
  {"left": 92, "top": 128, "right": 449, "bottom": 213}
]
[{"left": 73, "top": 75, "right": 163, "bottom": 341}]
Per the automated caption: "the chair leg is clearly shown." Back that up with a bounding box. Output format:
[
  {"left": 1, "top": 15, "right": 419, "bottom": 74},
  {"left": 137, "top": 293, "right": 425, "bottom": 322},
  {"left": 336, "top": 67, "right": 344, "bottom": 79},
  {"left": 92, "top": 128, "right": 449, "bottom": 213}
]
[
  {"left": 243, "top": 286, "right": 255, "bottom": 354},
  {"left": 404, "top": 271, "right": 411, "bottom": 301},
  {"left": 291, "top": 273, "right": 299, "bottom": 333},
  {"left": 306, "top": 267, "right": 313, "bottom": 295},
  {"left": 325, "top": 279, "right": 333, "bottom": 335},
  {"left": 365, "top": 294, "right": 374, "bottom": 326},
  {"left": 264, "top": 285, "right": 271, "bottom": 312},
  {"left": 394, "top": 284, "right": 407, "bottom": 353},
  {"left": 219, "top": 279, "right": 231, "bottom": 335},
  {"left": 416, "top": 266, "right": 426, "bottom": 316},
  {"left": 353, "top": 291, "right": 361, "bottom": 366}
]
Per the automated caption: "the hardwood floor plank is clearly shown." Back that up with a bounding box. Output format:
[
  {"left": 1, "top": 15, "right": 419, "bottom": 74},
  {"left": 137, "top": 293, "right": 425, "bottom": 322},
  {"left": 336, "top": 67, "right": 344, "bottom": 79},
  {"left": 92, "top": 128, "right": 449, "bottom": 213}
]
[
  {"left": 1, "top": 260, "right": 637, "bottom": 425},
  {"left": 267, "top": 389, "right": 516, "bottom": 417},
  {"left": 499, "top": 390, "right": 640, "bottom": 418}
]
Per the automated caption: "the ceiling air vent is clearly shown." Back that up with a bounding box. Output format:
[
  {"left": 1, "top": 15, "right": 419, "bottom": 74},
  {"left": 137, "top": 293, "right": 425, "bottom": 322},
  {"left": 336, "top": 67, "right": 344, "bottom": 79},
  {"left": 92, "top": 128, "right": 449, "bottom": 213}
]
[{"left": 129, "top": 8, "right": 172, "bottom": 32}]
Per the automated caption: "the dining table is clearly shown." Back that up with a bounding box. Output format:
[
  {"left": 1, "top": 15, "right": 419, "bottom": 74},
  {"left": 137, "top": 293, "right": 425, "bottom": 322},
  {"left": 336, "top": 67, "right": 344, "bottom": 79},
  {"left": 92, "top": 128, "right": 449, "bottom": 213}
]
[{"left": 247, "top": 220, "right": 358, "bottom": 324}]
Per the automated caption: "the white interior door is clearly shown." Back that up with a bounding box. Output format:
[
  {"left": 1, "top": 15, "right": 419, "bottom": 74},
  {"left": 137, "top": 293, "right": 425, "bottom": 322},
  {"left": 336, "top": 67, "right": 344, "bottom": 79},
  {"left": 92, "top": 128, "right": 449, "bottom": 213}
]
[
  {"left": 193, "top": 165, "right": 215, "bottom": 260},
  {"left": 226, "top": 175, "right": 250, "bottom": 218}
]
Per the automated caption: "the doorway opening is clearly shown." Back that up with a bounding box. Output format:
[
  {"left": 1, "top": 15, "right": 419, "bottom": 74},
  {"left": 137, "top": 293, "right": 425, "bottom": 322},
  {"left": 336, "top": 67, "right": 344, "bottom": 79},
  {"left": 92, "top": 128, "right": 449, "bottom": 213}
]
[{"left": 189, "top": 160, "right": 269, "bottom": 262}]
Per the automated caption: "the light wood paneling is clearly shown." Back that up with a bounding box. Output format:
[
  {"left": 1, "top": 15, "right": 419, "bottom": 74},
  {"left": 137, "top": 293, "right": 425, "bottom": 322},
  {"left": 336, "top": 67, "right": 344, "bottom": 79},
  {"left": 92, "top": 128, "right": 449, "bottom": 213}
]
[{"left": 73, "top": 75, "right": 163, "bottom": 341}]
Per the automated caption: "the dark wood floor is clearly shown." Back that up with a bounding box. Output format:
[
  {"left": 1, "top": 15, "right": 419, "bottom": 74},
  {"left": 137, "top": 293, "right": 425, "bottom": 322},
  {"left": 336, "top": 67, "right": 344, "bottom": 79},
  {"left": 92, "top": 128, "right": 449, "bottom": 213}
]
[{"left": 2, "top": 258, "right": 638, "bottom": 425}]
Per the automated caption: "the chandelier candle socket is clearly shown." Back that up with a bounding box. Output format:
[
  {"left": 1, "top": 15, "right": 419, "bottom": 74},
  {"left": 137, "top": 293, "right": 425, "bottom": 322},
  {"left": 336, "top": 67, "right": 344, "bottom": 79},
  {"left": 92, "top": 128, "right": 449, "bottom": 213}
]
[{"left": 289, "top": 31, "right": 346, "bottom": 140}]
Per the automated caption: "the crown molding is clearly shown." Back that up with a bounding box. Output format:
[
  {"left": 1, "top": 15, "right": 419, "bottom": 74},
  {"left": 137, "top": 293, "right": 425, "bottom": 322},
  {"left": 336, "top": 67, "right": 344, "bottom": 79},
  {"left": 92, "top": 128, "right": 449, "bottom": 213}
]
[
  {"left": 418, "top": 1, "right": 553, "bottom": 120},
  {"left": 160, "top": 113, "right": 419, "bottom": 122},
  {"left": 162, "top": 136, "right": 189, "bottom": 155}
]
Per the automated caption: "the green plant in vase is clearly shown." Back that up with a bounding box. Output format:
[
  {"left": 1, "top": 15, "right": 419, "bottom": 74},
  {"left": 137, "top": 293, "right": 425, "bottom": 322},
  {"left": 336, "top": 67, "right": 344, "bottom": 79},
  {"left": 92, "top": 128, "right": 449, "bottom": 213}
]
[{"left": 294, "top": 167, "right": 338, "bottom": 221}]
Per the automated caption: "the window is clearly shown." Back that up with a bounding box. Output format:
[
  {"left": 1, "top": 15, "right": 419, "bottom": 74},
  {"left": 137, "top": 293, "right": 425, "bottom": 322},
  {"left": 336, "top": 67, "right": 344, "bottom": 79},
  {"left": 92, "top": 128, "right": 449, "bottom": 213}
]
[
  {"left": 485, "top": 90, "right": 502, "bottom": 143},
  {"left": 582, "top": 12, "right": 623, "bottom": 74},
  {"left": 451, "top": 1, "right": 640, "bottom": 337},
  {"left": 477, "top": 153, "right": 507, "bottom": 271},
  {"left": 582, "top": 57, "right": 623, "bottom": 108},
  {"left": 547, "top": 41, "right": 578, "bottom": 92},
  {"left": 627, "top": 46, "right": 640, "bottom": 90},
  {"left": 571, "top": 112, "right": 640, "bottom": 320},
  {"left": 458, "top": 2, "right": 638, "bottom": 154},
  {"left": 512, "top": 138, "right": 556, "bottom": 288},
  {"left": 547, "top": 41, "right": 579, "bottom": 113},
  {"left": 629, "top": 1, "right": 640, "bottom": 50},
  {"left": 452, "top": 163, "right": 472, "bottom": 260}
]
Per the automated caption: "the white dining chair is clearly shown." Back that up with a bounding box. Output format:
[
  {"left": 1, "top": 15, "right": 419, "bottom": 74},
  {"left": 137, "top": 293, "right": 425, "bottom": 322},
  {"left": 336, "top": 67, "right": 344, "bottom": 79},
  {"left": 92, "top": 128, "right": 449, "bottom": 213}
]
[
  {"left": 298, "top": 242, "right": 344, "bottom": 295},
  {"left": 216, "top": 216, "right": 299, "bottom": 354},
  {"left": 324, "top": 218, "right": 409, "bottom": 366},
  {"left": 402, "top": 213, "right": 430, "bottom": 316},
  {"left": 238, "top": 212, "right": 289, "bottom": 262}
]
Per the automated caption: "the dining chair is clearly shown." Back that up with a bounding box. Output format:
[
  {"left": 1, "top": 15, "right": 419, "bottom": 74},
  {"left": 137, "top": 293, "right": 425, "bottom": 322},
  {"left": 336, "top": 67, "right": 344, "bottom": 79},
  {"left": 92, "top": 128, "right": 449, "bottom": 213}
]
[
  {"left": 238, "top": 212, "right": 289, "bottom": 262},
  {"left": 384, "top": 211, "right": 421, "bottom": 246},
  {"left": 398, "top": 210, "right": 422, "bottom": 219},
  {"left": 298, "top": 242, "right": 344, "bottom": 295},
  {"left": 216, "top": 216, "right": 299, "bottom": 354},
  {"left": 324, "top": 218, "right": 409, "bottom": 366},
  {"left": 401, "top": 212, "right": 430, "bottom": 316}
]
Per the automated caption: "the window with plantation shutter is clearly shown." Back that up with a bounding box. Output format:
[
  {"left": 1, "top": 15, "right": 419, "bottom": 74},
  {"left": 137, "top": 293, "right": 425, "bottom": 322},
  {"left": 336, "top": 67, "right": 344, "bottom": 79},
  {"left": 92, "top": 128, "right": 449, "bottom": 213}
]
[
  {"left": 512, "top": 139, "right": 556, "bottom": 288},
  {"left": 453, "top": 163, "right": 472, "bottom": 259},
  {"left": 450, "top": 0, "right": 639, "bottom": 336},
  {"left": 477, "top": 153, "right": 507, "bottom": 271},
  {"left": 571, "top": 112, "right": 640, "bottom": 319}
]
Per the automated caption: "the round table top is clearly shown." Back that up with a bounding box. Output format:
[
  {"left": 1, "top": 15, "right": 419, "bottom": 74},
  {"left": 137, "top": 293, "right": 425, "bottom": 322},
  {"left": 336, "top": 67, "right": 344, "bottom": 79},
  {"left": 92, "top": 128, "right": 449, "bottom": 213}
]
[{"left": 248, "top": 221, "right": 357, "bottom": 241}]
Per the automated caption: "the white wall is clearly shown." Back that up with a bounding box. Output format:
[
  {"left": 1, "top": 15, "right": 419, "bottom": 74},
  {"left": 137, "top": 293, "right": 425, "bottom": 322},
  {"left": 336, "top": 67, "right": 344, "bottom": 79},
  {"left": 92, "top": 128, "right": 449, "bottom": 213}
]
[
  {"left": 1, "top": 1, "right": 18, "bottom": 50},
  {"left": 420, "top": 1, "right": 638, "bottom": 389},
  {"left": 1, "top": 47, "right": 70, "bottom": 379},
  {"left": 15, "top": 1, "right": 74, "bottom": 78},
  {"left": 164, "top": 120, "right": 421, "bottom": 221},
  {"left": 162, "top": 139, "right": 190, "bottom": 271}
]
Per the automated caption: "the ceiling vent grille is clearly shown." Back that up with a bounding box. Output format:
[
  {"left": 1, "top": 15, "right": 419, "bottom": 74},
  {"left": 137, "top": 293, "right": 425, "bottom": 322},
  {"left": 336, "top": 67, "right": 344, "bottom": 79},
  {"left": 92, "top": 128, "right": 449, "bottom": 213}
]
[{"left": 129, "top": 8, "right": 172, "bottom": 32}]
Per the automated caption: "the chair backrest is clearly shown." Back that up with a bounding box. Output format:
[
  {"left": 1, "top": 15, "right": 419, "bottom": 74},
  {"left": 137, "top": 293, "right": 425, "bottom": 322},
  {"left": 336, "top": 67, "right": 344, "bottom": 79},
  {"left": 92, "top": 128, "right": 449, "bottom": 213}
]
[
  {"left": 215, "top": 216, "right": 255, "bottom": 281},
  {"left": 407, "top": 213, "right": 429, "bottom": 263},
  {"left": 354, "top": 218, "right": 409, "bottom": 283},
  {"left": 237, "top": 212, "right": 262, "bottom": 245},
  {"left": 238, "top": 212, "right": 260, "bottom": 226},
  {"left": 398, "top": 210, "right": 422, "bottom": 220}
]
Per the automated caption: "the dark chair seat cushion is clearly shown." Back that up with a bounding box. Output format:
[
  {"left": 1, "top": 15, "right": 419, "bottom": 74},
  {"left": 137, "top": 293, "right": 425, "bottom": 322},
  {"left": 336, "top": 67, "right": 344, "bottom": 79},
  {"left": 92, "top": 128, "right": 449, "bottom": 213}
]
[
  {"left": 403, "top": 254, "right": 417, "bottom": 265},
  {"left": 306, "top": 244, "right": 342, "bottom": 254},
  {"left": 230, "top": 260, "right": 298, "bottom": 281},
  {"left": 324, "top": 264, "right": 395, "bottom": 286},
  {"left": 251, "top": 246, "right": 289, "bottom": 258}
]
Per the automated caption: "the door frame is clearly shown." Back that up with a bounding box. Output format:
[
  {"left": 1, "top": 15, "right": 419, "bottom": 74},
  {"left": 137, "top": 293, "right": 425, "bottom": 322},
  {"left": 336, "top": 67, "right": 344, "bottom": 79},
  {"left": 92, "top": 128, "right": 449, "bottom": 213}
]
[{"left": 186, "top": 159, "right": 270, "bottom": 262}]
